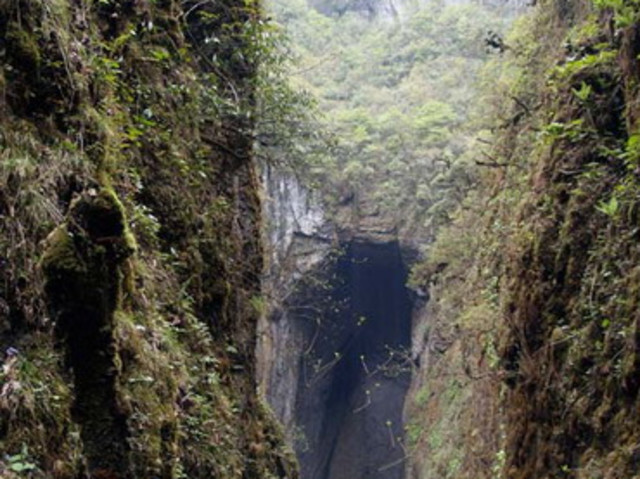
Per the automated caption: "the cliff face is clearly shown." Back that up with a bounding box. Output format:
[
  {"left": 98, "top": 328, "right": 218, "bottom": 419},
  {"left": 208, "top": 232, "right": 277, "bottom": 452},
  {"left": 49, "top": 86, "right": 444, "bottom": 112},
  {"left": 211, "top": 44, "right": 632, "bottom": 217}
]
[
  {"left": 306, "top": 0, "right": 527, "bottom": 20},
  {"left": 258, "top": 168, "right": 418, "bottom": 479},
  {"left": 257, "top": 168, "right": 333, "bottom": 432},
  {"left": 502, "top": 3, "right": 640, "bottom": 476},
  {"left": 0, "top": 1, "right": 296, "bottom": 478},
  {"left": 406, "top": 1, "right": 640, "bottom": 478}
]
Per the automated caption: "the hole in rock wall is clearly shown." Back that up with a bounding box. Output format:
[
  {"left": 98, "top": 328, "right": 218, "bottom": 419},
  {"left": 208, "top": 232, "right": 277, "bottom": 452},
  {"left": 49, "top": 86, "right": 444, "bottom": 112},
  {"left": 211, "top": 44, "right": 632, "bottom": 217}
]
[{"left": 273, "top": 240, "right": 415, "bottom": 479}]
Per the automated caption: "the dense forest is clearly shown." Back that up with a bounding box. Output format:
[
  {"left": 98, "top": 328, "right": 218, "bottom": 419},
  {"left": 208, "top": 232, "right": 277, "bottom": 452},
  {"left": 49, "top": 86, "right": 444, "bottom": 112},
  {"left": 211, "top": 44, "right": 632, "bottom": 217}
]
[
  {"left": 2, "top": 0, "right": 640, "bottom": 479},
  {"left": 265, "top": 0, "right": 515, "bottom": 240}
]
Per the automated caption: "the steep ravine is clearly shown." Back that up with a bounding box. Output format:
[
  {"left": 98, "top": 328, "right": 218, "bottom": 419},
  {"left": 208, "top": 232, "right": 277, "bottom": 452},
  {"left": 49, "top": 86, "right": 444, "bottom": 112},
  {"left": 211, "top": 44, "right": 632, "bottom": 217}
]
[
  {"left": 7, "top": 0, "right": 640, "bottom": 478},
  {"left": 259, "top": 172, "right": 417, "bottom": 479},
  {"left": 262, "top": 239, "right": 414, "bottom": 479},
  {"left": 301, "top": 241, "right": 413, "bottom": 479}
]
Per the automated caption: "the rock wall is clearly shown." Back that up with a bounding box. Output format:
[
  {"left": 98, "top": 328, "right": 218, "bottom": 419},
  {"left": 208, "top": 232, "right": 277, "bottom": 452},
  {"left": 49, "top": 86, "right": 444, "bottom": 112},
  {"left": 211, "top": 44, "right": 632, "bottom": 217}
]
[
  {"left": 258, "top": 167, "right": 334, "bottom": 431},
  {"left": 258, "top": 170, "right": 419, "bottom": 479},
  {"left": 404, "top": 1, "right": 640, "bottom": 478}
]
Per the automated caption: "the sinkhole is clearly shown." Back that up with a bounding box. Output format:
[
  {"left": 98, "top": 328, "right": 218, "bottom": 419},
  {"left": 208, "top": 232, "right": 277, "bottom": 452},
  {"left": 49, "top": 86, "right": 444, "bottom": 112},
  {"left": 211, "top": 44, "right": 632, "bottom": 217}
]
[{"left": 272, "top": 240, "right": 415, "bottom": 479}]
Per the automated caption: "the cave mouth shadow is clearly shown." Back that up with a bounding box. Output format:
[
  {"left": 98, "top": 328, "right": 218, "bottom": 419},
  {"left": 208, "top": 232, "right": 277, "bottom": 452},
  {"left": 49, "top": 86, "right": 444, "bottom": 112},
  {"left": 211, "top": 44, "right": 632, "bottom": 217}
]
[{"left": 294, "top": 240, "right": 415, "bottom": 479}]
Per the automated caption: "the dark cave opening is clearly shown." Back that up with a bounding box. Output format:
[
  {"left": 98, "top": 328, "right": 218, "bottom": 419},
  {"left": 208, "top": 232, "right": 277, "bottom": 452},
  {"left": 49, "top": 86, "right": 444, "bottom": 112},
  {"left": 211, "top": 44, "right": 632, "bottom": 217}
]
[{"left": 293, "top": 240, "right": 414, "bottom": 479}]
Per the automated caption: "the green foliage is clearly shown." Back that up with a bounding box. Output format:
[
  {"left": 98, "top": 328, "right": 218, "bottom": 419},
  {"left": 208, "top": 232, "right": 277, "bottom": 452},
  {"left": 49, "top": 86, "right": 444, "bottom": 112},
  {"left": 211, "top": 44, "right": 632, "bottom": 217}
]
[
  {"left": 623, "top": 132, "right": 640, "bottom": 164},
  {"left": 542, "top": 119, "right": 589, "bottom": 142},
  {"left": 268, "top": 0, "right": 514, "bottom": 234},
  {"left": 553, "top": 50, "right": 616, "bottom": 79},
  {"left": 6, "top": 445, "right": 37, "bottom": 474},
  {"left": 0, "top": 0, "right": 298, "bottom": 477},
  {"left": 492, "top": 449, "right": 506, "bottom": 478},
  {"left": 0, "top": 336, "right": 84, "bottom": 478},
  {"left": 596, "top": 195, "right": 619, "bottom": 217},
  {"left": 410, "top": 1, "right": 640, "bottom": 478},
  {"left": 414, "top": 386, "right": 430, "bottom": 406},
  {"left": 571, "top": 81, "right": 592, "bottom": 102},
  {"left": 593, "top": 0, "right": 640, "bottom": 27},
  {"left": 405, "top": 422, "right": 421, "bottom": 445}
]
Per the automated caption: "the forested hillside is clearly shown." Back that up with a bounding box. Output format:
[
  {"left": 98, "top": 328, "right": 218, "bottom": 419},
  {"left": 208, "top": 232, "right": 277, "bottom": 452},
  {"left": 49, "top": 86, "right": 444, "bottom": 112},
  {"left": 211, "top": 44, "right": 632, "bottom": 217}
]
[{"left": 267, "top": 0, "right": 515, "bottom": 239}]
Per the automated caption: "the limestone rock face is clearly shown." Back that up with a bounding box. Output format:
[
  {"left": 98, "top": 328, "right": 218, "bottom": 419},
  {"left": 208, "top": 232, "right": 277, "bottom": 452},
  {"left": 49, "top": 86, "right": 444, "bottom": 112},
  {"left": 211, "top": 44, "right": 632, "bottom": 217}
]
[
  {"left": 258, "top": 167, "right": 332, "bottom": 431},
  {"left": 258, "top": 169, "right": 421, "bottom": 479}
]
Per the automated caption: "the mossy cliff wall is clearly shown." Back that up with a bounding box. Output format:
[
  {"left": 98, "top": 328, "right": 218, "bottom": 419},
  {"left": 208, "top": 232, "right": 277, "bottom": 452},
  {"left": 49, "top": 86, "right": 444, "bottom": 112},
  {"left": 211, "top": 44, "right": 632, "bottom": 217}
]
[
  {"left": 501, "top": 2, "right": 640, "bottom": 477},
  {"left": 407, "top": 1, "right": 640, "bottom": 478},
  {"left": 0, "top": 1, "right": 296, "bottom": 478}
]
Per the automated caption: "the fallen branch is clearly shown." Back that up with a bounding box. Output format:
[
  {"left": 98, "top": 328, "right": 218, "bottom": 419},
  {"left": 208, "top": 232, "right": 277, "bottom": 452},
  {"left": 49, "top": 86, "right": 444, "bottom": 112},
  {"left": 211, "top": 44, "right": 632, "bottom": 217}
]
[{"left": 475, "top": 152, "right": 509, "bottom": 168}]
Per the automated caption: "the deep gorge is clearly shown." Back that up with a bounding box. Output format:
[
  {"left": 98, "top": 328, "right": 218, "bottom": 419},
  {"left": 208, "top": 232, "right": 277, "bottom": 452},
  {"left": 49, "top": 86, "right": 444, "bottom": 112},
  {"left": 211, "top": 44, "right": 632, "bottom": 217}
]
[
  {"left": 3, "top": 0, "right": 640, "bottom": 478},
  {"left": 261, "top": 239, "right": 414, "bottom": 479}
]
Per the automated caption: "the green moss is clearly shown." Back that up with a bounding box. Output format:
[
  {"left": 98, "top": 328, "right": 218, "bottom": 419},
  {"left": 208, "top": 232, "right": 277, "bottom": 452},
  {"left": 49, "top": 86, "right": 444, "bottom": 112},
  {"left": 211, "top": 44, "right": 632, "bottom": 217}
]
[
  {"left": 42, "top": 188, "right": 136, "bottom": 278},
  {"left": 415, "top": 386, "right": 430, "bottom": 407},
  {"left": 97, "top": 187, "right": 138, "bottom": 253},
  {"left": 2, "top": 0, "right": 296, "bottom": 475},
  {"left": 6, "top": 24, "right": 41, "bottom": 72},
  {"left": 41, "top": 226, "right": 85, "bottom": 275}
]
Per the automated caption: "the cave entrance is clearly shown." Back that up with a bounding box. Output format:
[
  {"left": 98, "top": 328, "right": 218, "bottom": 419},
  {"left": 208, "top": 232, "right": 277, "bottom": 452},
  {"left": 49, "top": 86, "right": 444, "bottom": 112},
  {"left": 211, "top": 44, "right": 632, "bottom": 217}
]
[{"left": 292, "top": 240, "right": 414, "bottom": 479}]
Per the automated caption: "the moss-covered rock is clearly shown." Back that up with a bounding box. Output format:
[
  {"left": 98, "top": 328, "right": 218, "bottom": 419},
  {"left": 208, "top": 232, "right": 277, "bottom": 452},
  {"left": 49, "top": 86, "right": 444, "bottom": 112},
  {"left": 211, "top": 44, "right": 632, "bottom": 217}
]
[
  {"left": 406, "top": 2, "right": 640, "bottom": 479},
  {"left": 41, "top": 188, "right": 135, "bottom": 477},
  {"left": 0, "top": 0, "right": 297, "bottom": 477}
]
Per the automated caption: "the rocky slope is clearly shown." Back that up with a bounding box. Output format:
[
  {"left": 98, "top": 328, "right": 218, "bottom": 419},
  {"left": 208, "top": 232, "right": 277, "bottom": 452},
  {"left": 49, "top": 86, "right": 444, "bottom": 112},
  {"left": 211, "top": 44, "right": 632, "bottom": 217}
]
[
  {"left": 0, "top": 1, "right": 296, "bottom": 478},
  {"left": 406, "top": 1, "right": 640, "bottom": 478}
]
